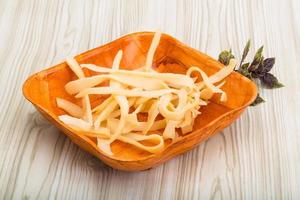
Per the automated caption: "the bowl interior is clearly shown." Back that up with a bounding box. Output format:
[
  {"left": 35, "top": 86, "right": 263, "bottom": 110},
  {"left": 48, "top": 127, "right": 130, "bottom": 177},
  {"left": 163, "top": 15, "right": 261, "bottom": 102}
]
[{"left": 23, "top": 32, "right": 257, "bottom": 161}]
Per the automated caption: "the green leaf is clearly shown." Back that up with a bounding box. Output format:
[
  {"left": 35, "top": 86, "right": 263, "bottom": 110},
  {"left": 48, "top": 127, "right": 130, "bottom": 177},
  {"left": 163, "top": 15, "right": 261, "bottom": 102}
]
[
  {"left": 241, "top": 62, "right": 250, "bottom": 70},
  {"left": 248, "top": 64, "right": 259, "bottom": 72},
  {"left": 242, "top": 40, "right": 251, "bottom": 60},
  {"left": 251, "top": 46, "right": 264, "bottom": 66},
  {"left": 254, "top": 46, "right": 264, "bottom": 61},
  {"left": 238, "top": 40, "right": 251, "bottom": 70},
  {"left": 236, "top": 63, "right": 250, "bottom": 76},
  {"left": 239, "top": 69, "right": 252, "bottom": 79},
  {"left": 236, "top": 54, "right": 252, "bottom": 79},
  {"left": 273, "top": 82, "right": 284, "bottom": 88},
  {"left": 250, "top": 94, "right": 265, "bottom": 106},
  {"left": 218, "top": 50, "right": 235, "bottom": 65}
]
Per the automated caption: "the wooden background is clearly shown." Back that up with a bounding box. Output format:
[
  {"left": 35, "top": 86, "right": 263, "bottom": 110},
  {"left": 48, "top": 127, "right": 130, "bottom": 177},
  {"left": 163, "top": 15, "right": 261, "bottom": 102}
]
[{"left": 0, "top": 0, "right": 299, "bottom": 199}]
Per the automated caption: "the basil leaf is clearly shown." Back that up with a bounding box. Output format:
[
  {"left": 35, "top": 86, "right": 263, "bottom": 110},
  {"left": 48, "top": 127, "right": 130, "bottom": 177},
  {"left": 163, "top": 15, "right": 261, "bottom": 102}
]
[
  {"left": 218, "top": 41, "right": 283, "bottom": 106},
  {"left": 238, "top": 40, "right": 251, "bottom": 70},
  {"left": 273, "top": 81, "right": 284, "bottom": 88},
  {"left": 251, "top": 46, "right": 264, "bottom": 66},
  {"left": 218, "top": 50, "right": 234, "bottom": 65},
  {"left": 251, "top": 94, "right": 265, "bottom": 106},
  {"left": 261, "top": 73, "right": 282, "bottom": 88},
  {"left": 248, "top": 64, "right": 259, "bottom": 72},
  {"left": 262, "top": 58, "right": 275, "bottom": 73},
  {"left": 241, "top": 62, "right": 250, "bottom": 70}
]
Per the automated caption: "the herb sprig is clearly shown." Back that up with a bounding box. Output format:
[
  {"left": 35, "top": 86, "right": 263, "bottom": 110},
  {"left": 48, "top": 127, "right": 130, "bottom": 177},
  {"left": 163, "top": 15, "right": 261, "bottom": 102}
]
[{"left": 218, "top": 40, "right": 284, "bottom": 106}]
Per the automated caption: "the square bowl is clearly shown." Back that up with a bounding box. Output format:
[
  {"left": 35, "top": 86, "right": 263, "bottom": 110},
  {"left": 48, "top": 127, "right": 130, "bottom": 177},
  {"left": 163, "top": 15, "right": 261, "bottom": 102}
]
[{"left": 23, "top": 32, "right": 257, "bottom": 171}]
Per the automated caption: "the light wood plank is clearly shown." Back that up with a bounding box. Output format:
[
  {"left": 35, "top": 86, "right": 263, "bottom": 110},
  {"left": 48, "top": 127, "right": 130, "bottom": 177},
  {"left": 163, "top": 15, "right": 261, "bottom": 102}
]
[{"left": 0, "top": 0, "right": 299, "bottom": 199}]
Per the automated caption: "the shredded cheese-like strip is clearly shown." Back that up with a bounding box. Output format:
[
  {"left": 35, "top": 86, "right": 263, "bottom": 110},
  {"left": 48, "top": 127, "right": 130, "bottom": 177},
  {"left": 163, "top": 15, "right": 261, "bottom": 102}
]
[
  {"left": 66, "top": 57, "right": 93, "bottom": 125},
  {"left": 187, "top": 67, "right": 227, "bottom": 101},
  {"left": 100, "top": 50, "right": 130, "bottom": 154},
  {"left": 118, "top": 133, "right": 164, "bottom": 153},
  {"left": 208, "top": 59, "right": 237, "bottom": 83},
  {"left": 66, "top": 57, "right": 85, "bottom": 78},
  {"left": 59, "top": 115, "right": 90, "bottom": 130},
  {"left": 145, "top": 30, "right": 162, "bottom": 71},
  {"left": 81, "top": 64, "right": 194, "bottom": 89},
  {"left": 76, "top": 87, "right": 176, "bottom": 98},
  {"left": 65, "top": 74, "right": 169, "bottom": 95},
  {"left": 58, "top": 31, "right": 236, "bottom": 156},
  {"left": 56, "top": 98, "right": 83, "bottom": 118}
]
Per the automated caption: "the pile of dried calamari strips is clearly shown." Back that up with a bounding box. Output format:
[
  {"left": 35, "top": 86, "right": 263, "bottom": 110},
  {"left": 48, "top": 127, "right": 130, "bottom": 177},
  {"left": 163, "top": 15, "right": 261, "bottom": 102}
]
[{"left": 57, "top": 31, "right": 236, "bottom": 155}]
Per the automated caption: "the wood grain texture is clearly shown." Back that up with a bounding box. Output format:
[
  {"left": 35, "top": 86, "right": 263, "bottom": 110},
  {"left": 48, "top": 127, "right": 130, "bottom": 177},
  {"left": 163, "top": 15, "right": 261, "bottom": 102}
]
[{"left": 0, "top": 0, "right": 299, "bottom": 199}]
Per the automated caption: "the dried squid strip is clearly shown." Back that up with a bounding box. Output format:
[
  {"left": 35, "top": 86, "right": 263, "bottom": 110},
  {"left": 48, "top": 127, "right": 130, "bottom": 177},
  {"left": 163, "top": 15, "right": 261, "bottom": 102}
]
[
  {"left": 56, "top": 98, "right": 83, "bottom": 118},
  {"left": 76, "top": 87, "right": 176, "bottom": 99},
  {"left": 66, "top": 57, "right": 93, "bottom": 125},
  {"left": 81, "top": 64, "right": 194, "bottom": 89}
]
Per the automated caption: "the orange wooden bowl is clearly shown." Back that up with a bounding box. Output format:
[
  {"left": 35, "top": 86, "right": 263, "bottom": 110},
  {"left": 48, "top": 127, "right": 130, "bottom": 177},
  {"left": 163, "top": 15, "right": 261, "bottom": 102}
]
[{"left": 23, "top": 32, "right": 257, "bottom": 171}]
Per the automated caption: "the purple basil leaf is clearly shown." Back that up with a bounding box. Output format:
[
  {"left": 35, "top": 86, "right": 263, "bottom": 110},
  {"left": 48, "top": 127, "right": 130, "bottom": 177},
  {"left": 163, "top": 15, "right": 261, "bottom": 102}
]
[
  {"left": 261, "top": 73, "right": 280, "bottom": 88},
  {"left": 262, "top": 57, "right": 275, "bottom": 72},
  {"left": 251, "top": 72, "right": 260, "bottom": 78},
  {"left": 255, "top": 62, "right": 265, "bottom": 74}
]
